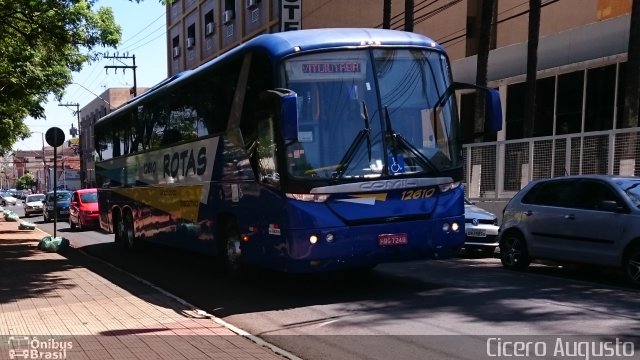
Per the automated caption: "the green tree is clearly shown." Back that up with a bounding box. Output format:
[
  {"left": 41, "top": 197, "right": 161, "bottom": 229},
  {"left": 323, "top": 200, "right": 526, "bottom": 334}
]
[
  {"left": 15, "top": 172, "right": 37, "bottom": 190},
  {"left": 0, "top": 0, "right": 123, "bottom": 155}
]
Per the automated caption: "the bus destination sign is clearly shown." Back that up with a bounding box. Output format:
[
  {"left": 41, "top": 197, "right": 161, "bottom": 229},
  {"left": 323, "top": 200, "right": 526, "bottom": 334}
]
[{"left": 302, "top": 62, "right": 361, "bottom": 74}]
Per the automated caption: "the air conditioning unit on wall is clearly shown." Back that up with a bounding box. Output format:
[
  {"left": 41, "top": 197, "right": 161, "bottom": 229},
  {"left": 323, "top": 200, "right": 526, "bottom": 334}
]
[
  {"left": 172, "top": 46, "right": 180, "bottom": 58},
  {"left": 223, "top": 10, "right": 234, "bottom": 24},
  {"left": 186, "top": 37, "right": 195, "bottom": 48},
  {"left": 205, "top": 22, "right": 215, "bottom": 36}
]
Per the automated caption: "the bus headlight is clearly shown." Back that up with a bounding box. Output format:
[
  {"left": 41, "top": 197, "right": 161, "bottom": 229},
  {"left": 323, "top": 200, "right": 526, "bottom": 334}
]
[
  {"left": 309, "top": 235, "right": 319, "bottom": 244},
  {"left": 325, "top": 233, "right": 335, "bottom": 242},
  {"left": 438, "top": 181, "right": 461, "bottom": 193},
  {"left": 442, "top": 222, "right": 461, "bottom": 233}
]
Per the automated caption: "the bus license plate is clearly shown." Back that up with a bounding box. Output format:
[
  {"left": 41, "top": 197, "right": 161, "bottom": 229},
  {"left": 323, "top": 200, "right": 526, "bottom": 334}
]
[
  {"left": 466, "top": 229, "right": 486, "bottom": 237},
  {"left": 378, "top": 233, "right": 408, "bottom": 246}
]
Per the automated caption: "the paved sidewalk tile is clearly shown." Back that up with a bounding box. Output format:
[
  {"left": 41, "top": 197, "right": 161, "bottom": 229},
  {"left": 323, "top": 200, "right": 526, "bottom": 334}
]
[{"left": 0, "top": 220, "right": 287, "bottom": 360}]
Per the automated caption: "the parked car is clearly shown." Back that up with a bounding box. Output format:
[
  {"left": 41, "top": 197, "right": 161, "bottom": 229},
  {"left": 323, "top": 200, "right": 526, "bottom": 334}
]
[
  {"left": 499, "top": 175, "right": 640, "bottom": 287},
  {"left": 0, "top": 192, "right": 17, "bottom": 206},
  {"left": 69, "top": 188, "right": 99, "bottom": 230},
  {"left": 463, "top": 198, "right": 500, "bottom": 256},
  {"left": 43, "top": 190, "right": 72, "bottom": 222},
  {"left": 23, "top": 193, "right": 45, "bottom": 217}
]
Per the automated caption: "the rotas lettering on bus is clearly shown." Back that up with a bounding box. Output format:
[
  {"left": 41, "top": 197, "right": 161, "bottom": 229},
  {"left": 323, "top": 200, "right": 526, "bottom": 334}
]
[{"left": 163, "top": 146, "right": 207, "bottom": 179}]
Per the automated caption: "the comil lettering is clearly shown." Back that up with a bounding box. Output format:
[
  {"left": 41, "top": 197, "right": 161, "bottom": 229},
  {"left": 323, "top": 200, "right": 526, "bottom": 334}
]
[{"left": 163, "top": 147, "right": 206, "bottom": 179}]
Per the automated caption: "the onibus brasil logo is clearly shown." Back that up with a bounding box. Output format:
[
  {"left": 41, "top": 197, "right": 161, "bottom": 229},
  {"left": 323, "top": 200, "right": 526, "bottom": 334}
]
[{"left": 7, "top": 336, "right": 72, "bottom": 359}]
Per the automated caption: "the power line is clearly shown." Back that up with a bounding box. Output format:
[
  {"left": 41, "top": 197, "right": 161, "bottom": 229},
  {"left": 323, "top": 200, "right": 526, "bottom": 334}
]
[{"left": 119, "top": 12, "right": 166, "bottom": 47}]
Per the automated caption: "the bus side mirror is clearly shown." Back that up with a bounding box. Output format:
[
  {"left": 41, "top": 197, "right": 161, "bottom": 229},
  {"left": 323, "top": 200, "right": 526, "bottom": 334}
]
[
  {"left": 279, "top": 89, "right": 299, "bottom": 144},
  {"left": 261, "top": 88, "right": 299, "bottom": 144},
  {"left": 486, "top": 88, "right": 502, "bottom": 133}
]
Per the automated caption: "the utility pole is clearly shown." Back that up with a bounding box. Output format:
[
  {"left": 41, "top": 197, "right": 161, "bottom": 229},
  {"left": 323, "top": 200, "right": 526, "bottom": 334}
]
[
  {"left": 104, "top": 53, "right": 138, "bottom": 97},
  {"left": 404, "top": 0, "right": 414, "bottom": 32},
  {"left": 58, "top": 103, "right": 82, "bottom": 189}
]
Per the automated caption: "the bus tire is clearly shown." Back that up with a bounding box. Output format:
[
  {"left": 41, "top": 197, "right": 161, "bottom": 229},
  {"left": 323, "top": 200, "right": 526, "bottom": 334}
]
[
  {"left": 122, "top": 211, "right": 137, "bottom": 250},
  {"left": 218, "top": 219, "right": 242, "bottom": 273}
]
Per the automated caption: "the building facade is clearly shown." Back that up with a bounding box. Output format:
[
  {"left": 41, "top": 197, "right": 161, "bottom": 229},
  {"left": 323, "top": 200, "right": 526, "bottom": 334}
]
[{"left": 13, "top": 145, "right": 80, "bottom": 193}]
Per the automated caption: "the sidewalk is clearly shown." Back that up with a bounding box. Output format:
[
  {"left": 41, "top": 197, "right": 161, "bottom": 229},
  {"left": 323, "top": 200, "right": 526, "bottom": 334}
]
[{"left": 0, "top": 219, "right": 292, "bottom": 360}]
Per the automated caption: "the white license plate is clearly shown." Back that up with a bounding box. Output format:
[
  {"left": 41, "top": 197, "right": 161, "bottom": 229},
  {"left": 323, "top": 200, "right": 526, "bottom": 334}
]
[
  {"left": 378, "top": 233, "right": 408, "bottom": 246},
  {"left": 466, "top": 229, "right": 486, "bottom": 237},
  {"left": 60, "top": 210, "right": 69, "bottom": 215}
]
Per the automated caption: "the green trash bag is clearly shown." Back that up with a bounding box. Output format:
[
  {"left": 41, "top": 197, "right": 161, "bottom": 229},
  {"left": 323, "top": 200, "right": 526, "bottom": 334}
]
[
  {"left": 37, "top": 236, "right": 70, "bottom": 253},
  {"left": 4, "top": 211, "right": 19, "bottom": 222},
  {"left": 18, "top": 221, "right": 36, "bottom": 230}
]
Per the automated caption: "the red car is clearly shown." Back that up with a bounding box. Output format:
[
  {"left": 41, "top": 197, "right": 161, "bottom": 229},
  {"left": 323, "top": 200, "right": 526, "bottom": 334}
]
[{"left": 69, "top": 188, "right": 99, "bottom": 230}]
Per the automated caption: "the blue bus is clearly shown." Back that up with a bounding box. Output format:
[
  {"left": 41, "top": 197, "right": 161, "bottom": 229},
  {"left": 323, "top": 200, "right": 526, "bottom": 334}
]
[{"left": 94, "top": 28, "right": 501, "bottom": 273}]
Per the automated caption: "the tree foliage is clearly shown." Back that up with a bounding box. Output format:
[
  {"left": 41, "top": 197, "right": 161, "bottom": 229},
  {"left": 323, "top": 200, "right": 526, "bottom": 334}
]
[
  {"left": 15, "top": 172, "right": 37, "bottom": 190},
  {"left": 0, "top": 0, "right": 122, "bottom": 155}
]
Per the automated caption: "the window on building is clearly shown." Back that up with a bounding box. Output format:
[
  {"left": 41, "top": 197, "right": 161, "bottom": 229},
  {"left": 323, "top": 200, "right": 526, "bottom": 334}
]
[
  {"left": 187, "top": 24, "right": 196, "bottom": 49},
  {"left": 224, "top": 0, "right": 236, "bottom": 23},
  {"left": 172, "top": 36, "right": 180, "bottom": 58},
  {"left": 616, "top": 62, "right": 628, "bottom": 129},
  {"left": 506, "top": 82, "right": 526, "bottom": 140},
  {"left": 556, "top": 71, "right": 584, "bottom": 135},
  {"left": 585, "top": 64, "right": 616, "bottom": 132},
  {"left": 204, "top": 10, "right": 215, "bottom": 36},
  {"left": 534, "top": 76, "right": 555, "bottom": 137}
]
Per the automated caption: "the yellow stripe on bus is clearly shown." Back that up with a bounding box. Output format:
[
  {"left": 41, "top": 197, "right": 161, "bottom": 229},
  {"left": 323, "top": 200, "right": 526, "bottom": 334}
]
[{"left": 114, "top": 185, "right": 203, "bottom": 223}]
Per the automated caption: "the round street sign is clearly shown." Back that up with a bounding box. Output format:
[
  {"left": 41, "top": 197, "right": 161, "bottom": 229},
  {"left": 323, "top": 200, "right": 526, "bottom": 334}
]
[{"left": 45, "top": 127, "right": 65, "bottom": 147}]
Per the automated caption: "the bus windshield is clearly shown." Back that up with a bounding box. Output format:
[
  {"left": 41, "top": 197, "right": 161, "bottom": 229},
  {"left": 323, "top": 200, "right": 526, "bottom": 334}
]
[{"left": 283, "top": 48, "right": 459, "bottom": 180}]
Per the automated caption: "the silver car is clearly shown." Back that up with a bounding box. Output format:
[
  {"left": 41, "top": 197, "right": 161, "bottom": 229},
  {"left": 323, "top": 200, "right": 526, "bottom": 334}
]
[
  {"left": 499, "top": 175, "right": 640, "bottom": 287},
  {"left": 0, "top": 193, "right": 17, "bottom": 206},
  {"left": 463, "top": 199, "right": 499, "bottom": 256},
  {"left": 23, "top": 193, "right": 45, "bottom": 217}
]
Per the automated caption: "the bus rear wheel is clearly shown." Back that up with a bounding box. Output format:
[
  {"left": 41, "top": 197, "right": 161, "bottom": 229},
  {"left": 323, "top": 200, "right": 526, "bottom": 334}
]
[{"left": 116, "top": 212, "right": 137, "bottom": 250}]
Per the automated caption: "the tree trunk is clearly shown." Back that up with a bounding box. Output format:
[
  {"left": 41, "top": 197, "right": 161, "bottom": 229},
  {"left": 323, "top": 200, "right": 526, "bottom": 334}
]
[
  {"left": 383, "top": 0, "right": 391, "bottom": 29},
  {"left": 404, "top": 0, "right": 414, "bottom": 32},
  {"left": 623, "top": 0, "right": 640, "bottom": 129},
  {"left": 621, "top": 1, "right": 640, "bottom": 176},
  {"left": 523, "top": 0, "right": 541, "bottom": 138},
  {"left": 474, "top": 0, "right": 495, "bottom": 142}
]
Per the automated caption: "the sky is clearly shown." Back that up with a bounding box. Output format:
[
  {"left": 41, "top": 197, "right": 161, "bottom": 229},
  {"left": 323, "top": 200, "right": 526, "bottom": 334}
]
[{"left": 13, "top": 0, "right": 168, "bottom": 151}]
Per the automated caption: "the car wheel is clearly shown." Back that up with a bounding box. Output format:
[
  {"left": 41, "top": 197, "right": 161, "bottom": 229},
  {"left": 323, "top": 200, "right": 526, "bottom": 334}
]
[
  {"left": 218, "top": 219, "right": 242, "bottom": 273},
  {"left": 2, "top": 201, "right": 6, "bottom": 207},
  {"left": 623, "top": 245, "right": 640, "bottom": 288},
  {"left": 500, "top": 232, "right": 531, "bottom": 270}
]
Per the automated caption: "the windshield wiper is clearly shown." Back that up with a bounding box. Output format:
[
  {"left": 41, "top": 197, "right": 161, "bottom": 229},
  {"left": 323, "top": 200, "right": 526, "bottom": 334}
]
[
  {"left": 333, "top": 101, "right": 373, "bottom": 178},
  {"left": 384, "top": 106, "right": 441, "bottom": 176}
]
